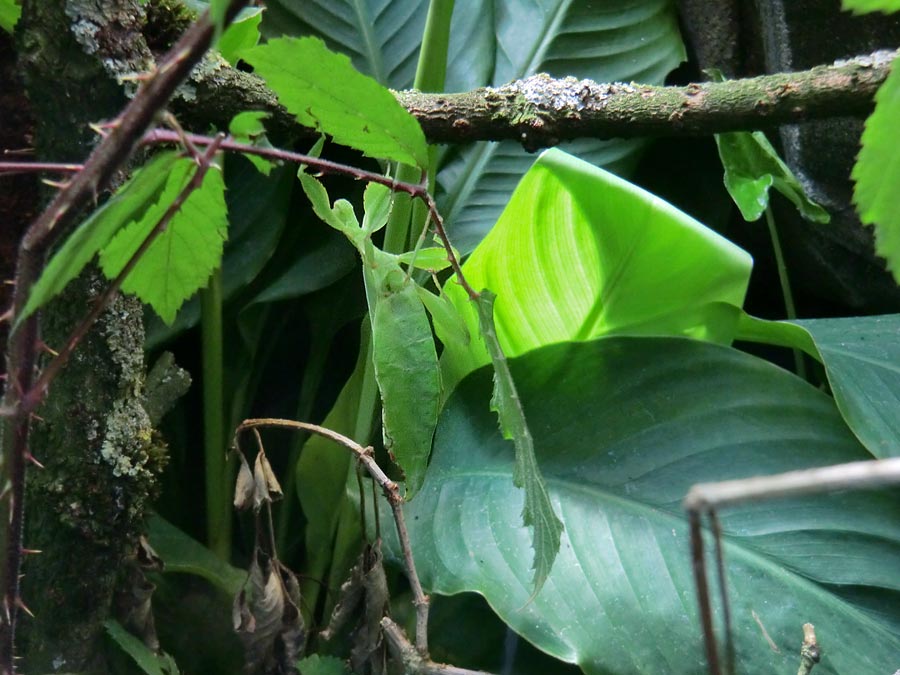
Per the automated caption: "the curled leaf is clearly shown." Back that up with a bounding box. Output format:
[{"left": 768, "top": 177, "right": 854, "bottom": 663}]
[
  {"left": 253, "top": 450, "right": 283, "bottom": 509},
  {"left": 233, "top": 454, "right": 255, "bottom": 511}
]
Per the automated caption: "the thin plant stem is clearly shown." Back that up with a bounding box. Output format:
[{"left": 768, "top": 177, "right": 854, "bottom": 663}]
[
  {"left": 234, "top": 418, "right": 431, "bottom": 658},
  {"left": 202, "top": 266, "right": 231, "bottom": 559},
  {"left": 764, "top": 204, "right": 806, "bottom": 380},
  {"left": 0, "top": 162, "right": 83, "bottom": 176}
]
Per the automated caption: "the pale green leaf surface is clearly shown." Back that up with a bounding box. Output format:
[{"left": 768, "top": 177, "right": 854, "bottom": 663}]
[
  {"left": 372, "top": 283, "right": 441, "bottom": 496},
  {"left": 105, "top": 620, "right": 180, "bottom": 675},
  {"left": 477, "top": 291, "right": 562, "bottom": 593},
  {"left": 228, "top": 110, "right": 268, "bottom": 138},
  {"left": 147, "top": 515, "right": 245, "bottom": 594},
  {"left": 243, "top": 37, "right": 427, "bottom": 168},
  {"left": 386, "top": 337, "right": 900, "bottom": 674},
  {"left": 437, "top": 1, "right": 686, "bottom": 253},
  {"left": 842, "top": 0, "right": 900, "bottom": 13},
  {"left": 99, "top": 158, "right": 228, "bottom": 325},
  {"left": 20, "top": 152, "right": 179, "bottom": 325},
  {"left": 715, "top": 129, "right": 830, "bottom": 223},
  {"left": 853, "top": 53, "right": 900, "bottom": 283},
  {"left": 442, "top": 148, "right": 752, "bottom": 389},
  {"left": 0, "top": 0, "right": 19, "bottom": 32},
  {"left": 362, "top": 182, "right": 392, "bottom": 235},
  {"left": 737, "top": 312, "right": 900, "bottom": 459},
  {"left": 218, "top": 7, "right": 262, "bottom": 65}
]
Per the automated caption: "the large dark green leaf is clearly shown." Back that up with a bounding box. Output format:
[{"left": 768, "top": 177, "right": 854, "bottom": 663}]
[
  {"left": 389, "top": 337, "right": 900, "bottom": 674},
  {"left": 737, "top": 313, "right": 900, "bottom": 459}
]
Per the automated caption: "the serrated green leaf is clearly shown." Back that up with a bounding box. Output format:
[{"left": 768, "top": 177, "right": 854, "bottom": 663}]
[
  {"left": 853, "top": 52, "right": 900, "bottom": 283},
  {"left": 714, "top": 128, "right": 830, "bottom": 223},
  {"left": 0, "top": 0, "right": 20, "bottom": 32},
  {"left": 99, "top": 158, "right": 228, "bottom": 325},
  {"left": 217, "top": 6, "right": 262, "bottom": 65},
  {"left": 387, "top": 337, "right": 900, "bottom": 674},
  {"left": 372, "top": 283, "right": 441, "bottom": 497},
  {"left": 243, "top": 36, "right": 427, "bottom": 168},
  {"left": 442, "top": 148, "right": 751, "bottom": 390},
  {"left": 297, "top": 654, "right": 350, "bottom": 675},
  {"left": 19, "top": 152, "right": 179, "bottom": 326},
  {"left": 476, "top": 290, "right": 562, "bottom": 594},
  {"left": 842, "top": 0, "right": 900, "bottom": 13},
  {"left": 105, "top": 620, "right": 180, "bottom": 675}
]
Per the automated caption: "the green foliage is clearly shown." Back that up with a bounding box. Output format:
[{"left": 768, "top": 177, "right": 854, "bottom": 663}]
[
  {"left": 477, "top": 291, "right": 562, "bottom": 593},
  {"left": 105, "top": 620, "right": 180, "bottom": 675},
  {"left": 738, "top": 313, "right": 900, "bottom": 459},
  {"left": 372, "top": 284, "right": 441, "bottom": 496},
  {"left": 389, "top": 337, "right": 900, "bottom": 674},
  {"left": 842, "top": 0, "right": 900, "bottom": 13},
  {"left": 297, "top": 654, "right": 350, "bottom": 675},
  {"left": 0, "top": 0, "right": 19, "bottom": 33},
  {"left": 99, "top": 158, "right": 228, "bottom": 325},
  {"left": 715, "top": 130, "right": 830, "bottom": 223},
  {"left": 20, "top": 152, "right": 179, "bottom": 325},
  {"left": 265, "top": 0, "right": 686, "bottom": 253},
  {"left": 146, "top": 515, "right": 245, "bottom": 595},
  {"left": 852, "top": 52, "right": 900, "bottom": 283},
  {"left": 217, "top": 7, "right": 262, "bottom": 65},
  {"left": 242, "top": 37, "right": 428, "bottom": 168},
  {"left": 441, "top": 148, "right": 752, "bottom": 391}
]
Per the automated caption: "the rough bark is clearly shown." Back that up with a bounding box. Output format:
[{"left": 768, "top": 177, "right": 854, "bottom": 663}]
[
  {"left": 14, "top": 1, "right": 158, "bottom": 672},
  {"left": 164, "top": 44, "right": 896, "bottom": 149}
]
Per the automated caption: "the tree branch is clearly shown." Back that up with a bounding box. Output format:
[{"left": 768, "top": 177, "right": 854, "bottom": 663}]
[{"left": 175, "top": 49, "right": 897, "bottom": 148}]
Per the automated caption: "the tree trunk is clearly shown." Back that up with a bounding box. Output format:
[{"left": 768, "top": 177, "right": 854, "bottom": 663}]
[{"left": 14, "top": 2, "right": 164, "bottom": 672}]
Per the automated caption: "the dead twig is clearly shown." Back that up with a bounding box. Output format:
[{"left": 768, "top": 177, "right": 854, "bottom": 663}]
[{"left": 233, "top": 418, "right": 431, "bottom": 657}]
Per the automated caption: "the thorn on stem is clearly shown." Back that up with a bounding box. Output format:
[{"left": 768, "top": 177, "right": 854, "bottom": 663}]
[
  {"left": 40, "top": 178, "right": 70, "bottom": 190},
  {"left": 20, "top": 548, "right": 41, "bottom": 556},
  {"left": 25, "top": 454, "right": 45, "bottom": 469},
  {"left": 15, "top": 597, "right": 34, "bottom": 619}
]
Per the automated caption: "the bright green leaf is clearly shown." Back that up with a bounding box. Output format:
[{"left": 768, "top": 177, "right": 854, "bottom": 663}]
[
  {"left": 715, "top": 128, "right": 830, "bottom": 223},
  {"left": 417, "top": 286, "right": 470, "bottom": 351},
  {"left": 372, "top": 283, "right": 441, "bottom": 497},
  {"left": 242, "top": 37, "right": 428, "bottom": 168},
  {"left": 0, "top": 0, "right": 20, "bottom": 33},
  {"left": 228, "top": 111, "right": 276, "bottom": 175},
  {"left": 19, "top": 152, "right": 179, "bottom": 326},
  {"left": 842, "top": 0, "right": 900, "bottom": 13},
  {"left": 146, "top": 515, "right": 245, "bottom": 595},
  {"left": 217, "top": 7, "right": 263, "bottom": 65},
  {"left": 297, "top": 170, "right": 364, "bottom": 246},
  {"left": 853, "top": 52, "right": 900, "bottom": 283},
  {"left": 477, "top": 290, "right": 562, "bottom": 594},
  {"left": 105, "top": 620, "right": 180, "bottom": 675},
  {"left": 361, "top": 182, "right": 392, "bottom": 235},
  {"left": 388, "top": 337, "right": 900, "bottom": 674},
  {"left": 99, "top": 158, "right": 228, "bottom": 325},
  {"left": 442, "top": 148, "right": 752, "bottom": 390},
  {"left": 397, "top": 247, "right": 453, "bottom": 272}
]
